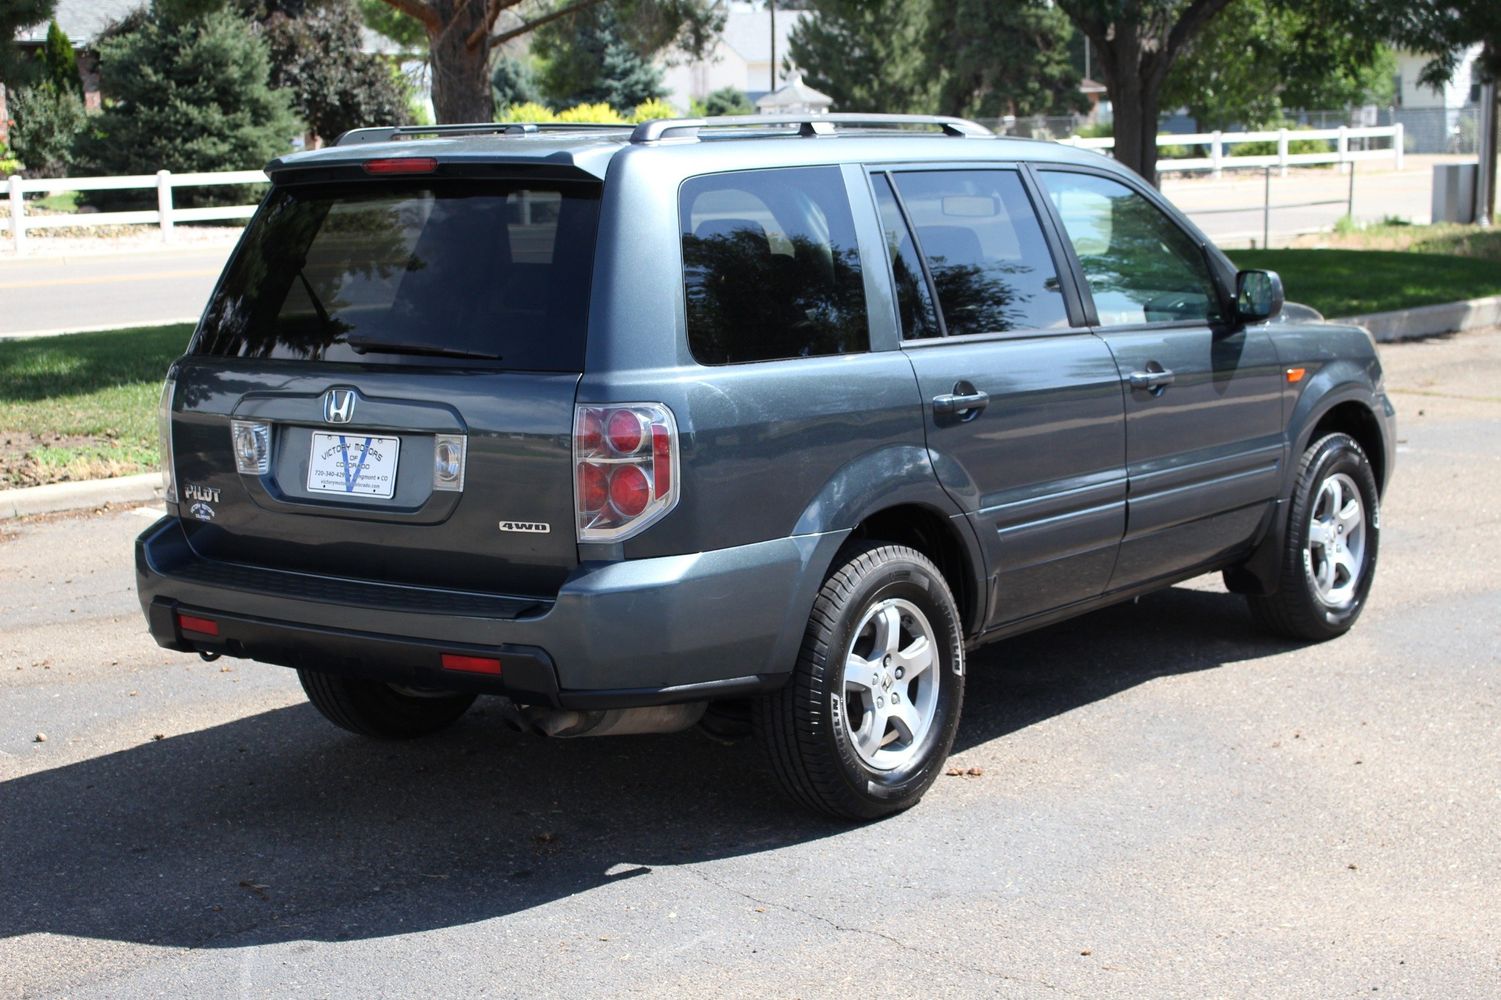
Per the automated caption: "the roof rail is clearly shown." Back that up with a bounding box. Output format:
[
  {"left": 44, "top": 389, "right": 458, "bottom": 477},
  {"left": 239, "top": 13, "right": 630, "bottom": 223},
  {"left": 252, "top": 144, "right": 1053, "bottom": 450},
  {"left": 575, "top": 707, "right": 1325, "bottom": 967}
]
[
  {"left": 334, "top": 122, "right": 631, "bottom": 146},
  {"left": 630, "top": 113, "right": 993, "bottom": 144}
]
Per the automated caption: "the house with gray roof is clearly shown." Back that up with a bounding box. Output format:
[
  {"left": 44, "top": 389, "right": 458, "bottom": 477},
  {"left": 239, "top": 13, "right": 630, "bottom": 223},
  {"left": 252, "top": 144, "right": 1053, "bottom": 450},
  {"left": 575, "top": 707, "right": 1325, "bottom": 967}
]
[{"left": 2, "top": 0, "right": 145, "bottom": 145}]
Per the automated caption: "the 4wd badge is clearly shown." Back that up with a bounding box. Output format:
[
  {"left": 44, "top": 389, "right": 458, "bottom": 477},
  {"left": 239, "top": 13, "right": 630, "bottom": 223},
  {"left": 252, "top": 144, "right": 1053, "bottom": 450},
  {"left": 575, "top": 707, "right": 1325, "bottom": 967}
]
[{"left": 498, "top": 521, "right": 550, "bottom": 534}]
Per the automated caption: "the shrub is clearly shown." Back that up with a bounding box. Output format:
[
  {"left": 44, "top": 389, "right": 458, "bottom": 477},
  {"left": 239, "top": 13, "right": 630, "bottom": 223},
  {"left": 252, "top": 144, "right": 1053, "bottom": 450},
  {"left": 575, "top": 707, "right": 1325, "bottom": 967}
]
[
  {"left": 555, "top": 103, "right": 626, "bottom": 124},
  {"left": 699, "top": 86, "right": 753, "bottom": 117},
  {"left": 1228, "top": 128, "right": 1334, "bottom": 158},
  {"left": 496, "top": 101, "right": 557, "bottom": 124},
  {"left": 8, "top": 84, "right": 86, "bottom": 178},
  {"left": 0, "top": 143, "right": 22, "bottom": 177},
  {"left": 629, "top": 98, "right": 677, "bottom": 123}
]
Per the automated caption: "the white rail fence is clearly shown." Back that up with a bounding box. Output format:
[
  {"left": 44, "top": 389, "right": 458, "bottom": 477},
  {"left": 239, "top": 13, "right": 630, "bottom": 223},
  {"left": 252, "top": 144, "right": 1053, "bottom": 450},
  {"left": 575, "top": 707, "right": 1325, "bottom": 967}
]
[
  {"left": 2, "top": 169, "right": 265, "bottom": 251},
  {"left": 0, "top": 125, "right": 1405, "bottom": 250},
  {"left": 1060, "top": 124, "right": 1404, "bottom": 175}
]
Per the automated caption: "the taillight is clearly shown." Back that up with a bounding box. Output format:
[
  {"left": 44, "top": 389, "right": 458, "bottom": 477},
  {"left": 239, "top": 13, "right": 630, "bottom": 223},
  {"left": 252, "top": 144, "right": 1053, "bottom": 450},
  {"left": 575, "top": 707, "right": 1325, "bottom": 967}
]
[
  {"left": 157, "top": 374, "right": 178, "bottom": 504},
  {"left": 574, "top": 403, "right": 678, "bottom": 541}
]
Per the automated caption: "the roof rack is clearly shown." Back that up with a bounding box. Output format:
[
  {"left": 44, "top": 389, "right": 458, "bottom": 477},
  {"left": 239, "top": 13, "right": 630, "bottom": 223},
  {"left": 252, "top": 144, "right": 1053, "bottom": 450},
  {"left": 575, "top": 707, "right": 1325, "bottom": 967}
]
[
  {"left": 334, "top": 122, "right": 631, "bottom": 146},
  {"left": 629, "top": 114, "right": 993, "bottom": 144}
]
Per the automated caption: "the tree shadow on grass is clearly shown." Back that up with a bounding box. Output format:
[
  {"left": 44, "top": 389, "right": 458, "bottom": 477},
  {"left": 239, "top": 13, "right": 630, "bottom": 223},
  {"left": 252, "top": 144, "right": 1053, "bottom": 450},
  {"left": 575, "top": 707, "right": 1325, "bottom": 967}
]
[
  {"left": 0, "top": 584, "right": 1299, "bottom": 949},
  {"left": 0, "top": 324, "right": 194, "bottom": 403}
]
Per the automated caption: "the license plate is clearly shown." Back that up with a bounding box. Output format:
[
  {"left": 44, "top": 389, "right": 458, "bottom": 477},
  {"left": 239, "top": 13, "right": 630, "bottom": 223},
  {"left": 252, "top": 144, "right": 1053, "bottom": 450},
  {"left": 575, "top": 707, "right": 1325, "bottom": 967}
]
[{"left": 307, "top": 432, "right": 400, "bottom": 498}]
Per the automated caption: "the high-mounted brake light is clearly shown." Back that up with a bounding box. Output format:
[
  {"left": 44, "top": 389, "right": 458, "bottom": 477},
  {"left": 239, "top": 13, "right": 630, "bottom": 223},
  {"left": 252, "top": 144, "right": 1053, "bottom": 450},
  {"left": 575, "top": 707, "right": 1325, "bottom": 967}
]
[
  {"left": 574, "top": 403, "right": 679, "bottom": 542},
  {"left": 363, "top": 157, "right": 438, "bottom": 176}
]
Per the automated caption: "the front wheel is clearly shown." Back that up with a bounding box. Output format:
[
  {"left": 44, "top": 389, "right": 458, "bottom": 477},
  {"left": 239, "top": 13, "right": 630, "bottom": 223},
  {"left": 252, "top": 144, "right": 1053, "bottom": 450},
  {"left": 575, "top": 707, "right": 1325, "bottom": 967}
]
[
  {"left": 755, "top": 543, "right": 965, "bottom": 820},
  {"left": 298, "top": 669, "right": 477, "bottom": 739},
  {"left": 1247, "top": 432, "right": 1380, "bottom": 641}
]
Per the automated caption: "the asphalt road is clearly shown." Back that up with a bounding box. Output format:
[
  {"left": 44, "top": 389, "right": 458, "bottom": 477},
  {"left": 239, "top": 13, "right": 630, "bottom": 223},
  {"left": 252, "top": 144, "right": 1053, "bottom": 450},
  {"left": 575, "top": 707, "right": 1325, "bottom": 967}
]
[
  {"left": 0, "top": 245, "right": 232, "bottom": 338},
  {"left": 2, "top": 329, "right": 1498, "bottom": 998}
]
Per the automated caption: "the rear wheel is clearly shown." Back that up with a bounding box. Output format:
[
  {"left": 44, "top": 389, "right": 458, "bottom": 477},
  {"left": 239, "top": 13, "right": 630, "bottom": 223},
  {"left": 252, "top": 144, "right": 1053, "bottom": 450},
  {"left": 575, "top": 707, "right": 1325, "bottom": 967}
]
[
  {"left": 298, "top": 669, "right": 477, "bottom": 739},
  {"left": 1247, "top": 432, "right": 1380, "bottom": 640},
  {"left": 755, "top": 543, "right": 964, "bottom": 820}
]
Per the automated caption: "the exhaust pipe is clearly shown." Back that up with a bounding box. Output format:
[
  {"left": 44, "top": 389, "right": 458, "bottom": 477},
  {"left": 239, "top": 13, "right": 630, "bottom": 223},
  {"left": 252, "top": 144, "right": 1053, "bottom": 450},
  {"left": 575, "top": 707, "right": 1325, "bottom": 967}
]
[{"left": 523, "top": 702, "right": 707, "bottom": 738}]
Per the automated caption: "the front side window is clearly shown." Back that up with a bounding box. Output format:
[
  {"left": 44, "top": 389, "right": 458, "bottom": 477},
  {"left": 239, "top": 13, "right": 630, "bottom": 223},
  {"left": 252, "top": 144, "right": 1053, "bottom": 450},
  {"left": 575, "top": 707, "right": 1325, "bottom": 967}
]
[
  {"left": 890, "top": 170, "right": 1069, "bottom": 337},
  {"left": 681, "top": 166, "right": 868, "bottom": 365},
  {"left": 1039, "top": 171, "right": 1224, "bottom": 326}
]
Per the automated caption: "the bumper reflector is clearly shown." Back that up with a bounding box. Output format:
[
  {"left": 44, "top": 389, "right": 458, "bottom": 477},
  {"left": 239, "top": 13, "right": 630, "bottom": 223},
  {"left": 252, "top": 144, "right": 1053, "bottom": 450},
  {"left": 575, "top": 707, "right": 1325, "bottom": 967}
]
[
  {"left": 178, "top": 613, "right": 219, "bottom": 636},
  {"left": 441, "top": 653, "right": 502, "bottom": 675}
]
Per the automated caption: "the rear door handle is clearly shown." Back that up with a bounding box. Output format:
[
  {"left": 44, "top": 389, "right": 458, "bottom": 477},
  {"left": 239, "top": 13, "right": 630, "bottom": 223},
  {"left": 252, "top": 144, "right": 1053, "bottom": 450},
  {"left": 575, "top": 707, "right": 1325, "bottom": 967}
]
[
  {"left": 932, "top": 387, "right": 989, "bottom": 415},
  {"left": 1128, "top": 366, "right": 1175, "bottom": 394}
]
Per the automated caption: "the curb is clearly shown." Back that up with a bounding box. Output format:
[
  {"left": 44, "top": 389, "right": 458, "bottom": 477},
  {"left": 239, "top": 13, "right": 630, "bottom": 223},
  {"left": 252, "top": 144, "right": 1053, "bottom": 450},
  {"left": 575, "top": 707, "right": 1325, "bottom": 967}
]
[
  {"left": 1, "top": 472, "right": 162, "bottom": 519},
  {"left": 1332, "top": 294, "right": 1501, "bottom": 342},
  {"left": 0, "top": 317, "right": 200, "bottom": 341}
]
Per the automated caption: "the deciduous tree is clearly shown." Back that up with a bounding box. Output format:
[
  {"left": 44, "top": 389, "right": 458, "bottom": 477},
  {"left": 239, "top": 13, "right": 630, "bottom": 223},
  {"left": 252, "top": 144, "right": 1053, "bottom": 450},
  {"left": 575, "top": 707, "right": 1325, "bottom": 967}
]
[
  {"left": 1054, "top": 0, "right": 1237, "bottom": 184},
  {"left": 368, "top": 0, "right": 719, "bottom": 123},
  {"left": 1162, "top": 0, "right": 1394, "bottom": 129}
]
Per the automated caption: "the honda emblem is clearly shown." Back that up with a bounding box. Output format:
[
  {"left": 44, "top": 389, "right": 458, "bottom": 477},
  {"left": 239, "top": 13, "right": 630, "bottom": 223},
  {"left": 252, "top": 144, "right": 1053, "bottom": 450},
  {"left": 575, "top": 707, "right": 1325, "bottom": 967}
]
[{"left": 323, "top": 389, "right": 356, "bottom": 424}]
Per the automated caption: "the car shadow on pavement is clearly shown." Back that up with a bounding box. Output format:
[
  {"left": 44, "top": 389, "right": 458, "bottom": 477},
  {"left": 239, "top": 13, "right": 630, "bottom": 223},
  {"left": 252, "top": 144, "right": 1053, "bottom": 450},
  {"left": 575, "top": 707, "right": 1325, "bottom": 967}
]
[{"left": 0, "top": 584, "right": 1299, "bottom": 949}]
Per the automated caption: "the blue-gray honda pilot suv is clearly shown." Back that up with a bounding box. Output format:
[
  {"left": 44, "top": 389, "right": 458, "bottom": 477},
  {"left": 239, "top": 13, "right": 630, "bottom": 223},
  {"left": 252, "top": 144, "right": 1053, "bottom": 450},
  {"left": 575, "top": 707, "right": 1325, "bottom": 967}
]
[{"left": 136, "top": 114, "right": 1395, "bottom": 819}]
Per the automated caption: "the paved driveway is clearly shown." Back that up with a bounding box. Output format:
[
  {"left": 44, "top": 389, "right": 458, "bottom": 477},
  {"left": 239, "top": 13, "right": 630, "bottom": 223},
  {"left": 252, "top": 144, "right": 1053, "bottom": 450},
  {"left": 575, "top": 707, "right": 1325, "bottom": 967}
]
[{"left": 2, "top": 330, "right": 1498, "bottom": 998}]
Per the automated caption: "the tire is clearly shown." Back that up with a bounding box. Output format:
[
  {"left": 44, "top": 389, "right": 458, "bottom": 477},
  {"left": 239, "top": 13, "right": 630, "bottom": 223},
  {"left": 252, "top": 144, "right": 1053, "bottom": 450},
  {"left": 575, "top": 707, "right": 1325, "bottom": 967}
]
[
  {"left": 755, "top": 543, "right": 965, "bottom": 820},
  {"left": 1247, "top": 432, "right": 1380, "bottom": 641},
  {"left": 297, "top": 669, "right": 477, "bottom": 739}
]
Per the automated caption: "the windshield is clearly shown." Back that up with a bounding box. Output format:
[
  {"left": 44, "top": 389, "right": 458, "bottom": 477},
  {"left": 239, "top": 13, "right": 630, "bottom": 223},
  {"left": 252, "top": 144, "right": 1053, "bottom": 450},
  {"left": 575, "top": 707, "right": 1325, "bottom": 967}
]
[{"left": 194, "top": 178, "right": 601, "bottom": 370}]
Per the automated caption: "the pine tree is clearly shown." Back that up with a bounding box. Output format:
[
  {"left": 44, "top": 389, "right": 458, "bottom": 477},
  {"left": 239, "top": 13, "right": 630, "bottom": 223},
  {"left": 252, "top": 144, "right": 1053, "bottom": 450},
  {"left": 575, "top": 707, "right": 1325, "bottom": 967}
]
[
  {"left": 785, "top": 0, "right": 939, "bottom": 113},
  {"left": 535, "top": 6, "right": 666, "bottom": 114},
  {"left": 42, "top": 19, "right": 81, "bottom": 96},
  {"left": 80, "top": 5, "right": 298, "bottom": 204}
]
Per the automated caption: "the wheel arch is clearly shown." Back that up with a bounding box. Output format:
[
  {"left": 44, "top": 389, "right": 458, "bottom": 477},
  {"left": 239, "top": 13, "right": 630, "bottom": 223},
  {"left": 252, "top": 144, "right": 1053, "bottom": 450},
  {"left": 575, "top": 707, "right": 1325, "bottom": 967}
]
[
  {"left": 789, "top": 445, "right": 987, "bottom": 639},
  {"left": 1227, "top": 378, "right": 1388, "bottom": 596}
]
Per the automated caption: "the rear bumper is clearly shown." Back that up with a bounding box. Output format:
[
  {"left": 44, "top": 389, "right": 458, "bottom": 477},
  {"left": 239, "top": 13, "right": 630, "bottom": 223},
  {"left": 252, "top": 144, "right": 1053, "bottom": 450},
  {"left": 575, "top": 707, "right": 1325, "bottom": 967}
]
[{"left": 136, "top": 517, "right": 847, "bottom": 708}]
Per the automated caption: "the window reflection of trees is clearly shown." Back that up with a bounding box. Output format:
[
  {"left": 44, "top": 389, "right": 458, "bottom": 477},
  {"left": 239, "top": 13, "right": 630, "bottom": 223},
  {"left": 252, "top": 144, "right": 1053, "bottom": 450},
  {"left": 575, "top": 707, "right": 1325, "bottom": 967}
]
[
  {"left": 199, "top": 193, "right": 437, "bottom": 360},
  {"left": 683, "top": 228, "right": 867, "bottom": 365},
  {"left": 924, "top": 255, "right": 1037, "bottom": 336},
  {"left": 1052, "top": 180, "right": 1223, "bottom": 325}
]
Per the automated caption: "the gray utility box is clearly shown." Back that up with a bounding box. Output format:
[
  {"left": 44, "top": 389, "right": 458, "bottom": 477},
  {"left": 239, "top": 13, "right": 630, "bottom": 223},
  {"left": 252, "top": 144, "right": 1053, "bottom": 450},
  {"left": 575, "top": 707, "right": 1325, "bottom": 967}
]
[{"left": 1432, "top": 162, "right": 1478, "bottom": 223}]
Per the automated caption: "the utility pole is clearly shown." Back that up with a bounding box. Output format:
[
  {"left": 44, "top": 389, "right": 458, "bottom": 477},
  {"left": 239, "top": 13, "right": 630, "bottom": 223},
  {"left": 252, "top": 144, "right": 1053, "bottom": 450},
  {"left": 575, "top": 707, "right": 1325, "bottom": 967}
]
[
  {"left": 1478, "top": 77, "right": 1497, "bottom": 227},
  {"left": 769, "top": 1, "right": 777, "bottom": 93}
]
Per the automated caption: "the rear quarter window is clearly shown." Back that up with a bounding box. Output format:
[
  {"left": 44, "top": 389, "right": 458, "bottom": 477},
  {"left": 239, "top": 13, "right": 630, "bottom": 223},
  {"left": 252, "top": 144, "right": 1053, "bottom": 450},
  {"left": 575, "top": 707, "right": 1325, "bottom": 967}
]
[{"left": 680, "top": 166, "right": 869, "bottom": 365}]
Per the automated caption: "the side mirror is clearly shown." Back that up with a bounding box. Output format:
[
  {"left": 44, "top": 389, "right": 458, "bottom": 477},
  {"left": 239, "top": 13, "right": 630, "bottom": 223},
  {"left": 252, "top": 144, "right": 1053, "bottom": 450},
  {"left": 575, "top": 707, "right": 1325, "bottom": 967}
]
[{"left": 1235, "top": 269, "right": 1284, "bottom": 324}]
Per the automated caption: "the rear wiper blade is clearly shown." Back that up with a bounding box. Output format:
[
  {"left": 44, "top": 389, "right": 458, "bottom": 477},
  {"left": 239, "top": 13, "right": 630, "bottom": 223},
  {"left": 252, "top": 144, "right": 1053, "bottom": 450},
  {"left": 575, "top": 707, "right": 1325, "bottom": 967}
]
[{"left": 345, "top": 337, "right": 501, "bottom": 361}]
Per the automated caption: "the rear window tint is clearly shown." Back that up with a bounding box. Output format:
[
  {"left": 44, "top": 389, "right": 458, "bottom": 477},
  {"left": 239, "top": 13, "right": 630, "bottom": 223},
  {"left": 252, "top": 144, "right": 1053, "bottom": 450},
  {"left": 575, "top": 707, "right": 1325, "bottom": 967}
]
[
  {"left": 194, "top": 179, "right": 600, "bottom": 370},
  {"left": 680, "top": 166, "right": 868, "bottom": 365},
  {"left": 890, "top": 170, "right": 1069, "bottom": 336}
]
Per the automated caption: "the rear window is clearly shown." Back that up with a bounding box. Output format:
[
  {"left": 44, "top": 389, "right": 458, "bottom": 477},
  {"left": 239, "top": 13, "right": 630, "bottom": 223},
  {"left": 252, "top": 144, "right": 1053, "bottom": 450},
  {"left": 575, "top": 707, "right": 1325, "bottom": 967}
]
[
  {"left": 194, "top": 179, "right": 600, "bottom": 370},
  {"left": 680, "top": 166, "right": 869, "bottom": 365}
]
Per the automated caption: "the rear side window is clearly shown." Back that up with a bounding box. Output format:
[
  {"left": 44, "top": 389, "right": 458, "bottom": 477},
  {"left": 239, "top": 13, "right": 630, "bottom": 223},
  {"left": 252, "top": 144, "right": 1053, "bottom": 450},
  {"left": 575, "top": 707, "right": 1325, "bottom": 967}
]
[
  {"left": 888, "top": 170, "right": 1069, "bottom": 336},
  {"left": 681, "top": 166, "right": 868, "bottom": 365},
  {"left": 194, "top": 179, "right": 600, "bottom": 370}
]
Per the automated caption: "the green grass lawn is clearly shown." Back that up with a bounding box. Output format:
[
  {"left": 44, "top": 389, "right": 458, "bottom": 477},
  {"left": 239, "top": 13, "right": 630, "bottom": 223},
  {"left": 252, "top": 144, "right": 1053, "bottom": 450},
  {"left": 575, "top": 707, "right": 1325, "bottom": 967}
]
[
  {"left": 1232, "top": 223, "right": 1501, "bottom": 318},
  {"left": 1233, "top": 248, "right": 1501, "bottom": 317},
  {"left": 0, "top": 324, "right": 193, "bottom": 488}
]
